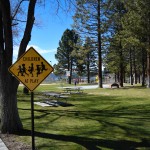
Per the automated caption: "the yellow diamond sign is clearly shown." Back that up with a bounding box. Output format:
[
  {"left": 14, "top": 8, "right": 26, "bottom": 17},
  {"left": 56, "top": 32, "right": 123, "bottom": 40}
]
[{"left": 9, "top": 47, "right": 54, "bottom": 91}]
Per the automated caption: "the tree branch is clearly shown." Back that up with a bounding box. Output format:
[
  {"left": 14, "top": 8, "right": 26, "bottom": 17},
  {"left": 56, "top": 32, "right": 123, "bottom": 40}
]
[
  {"left": 11, "top": 0, "right": 29, "bottom": 20},
  {"left": 18, "top": 0, "right": 37, "bottom": 58},
  {"left": 12, "top": 18, "right": 27, "bottom": 23}
]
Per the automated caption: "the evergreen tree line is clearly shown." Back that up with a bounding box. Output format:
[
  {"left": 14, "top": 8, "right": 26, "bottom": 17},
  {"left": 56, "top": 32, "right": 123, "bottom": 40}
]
[
  {"left": 54, "top": 29, "right": 97, "bottom": 84},
  {"left": 54, "top": 0, "right": 150, "bottom": 87},
  {"left": 104, "top": 0, "right": 150, "bottom": 87}
]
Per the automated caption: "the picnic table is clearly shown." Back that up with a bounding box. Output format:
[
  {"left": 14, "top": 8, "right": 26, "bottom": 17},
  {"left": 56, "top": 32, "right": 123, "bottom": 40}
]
[
  {"left": 63, "top": 87, "right": 83, "bottom": 94},
  {"left": 37, "top": 92, "right": 71, "bottom": 107},
  {"left": 44, "top": 92, "right": 61, "bottom": 98},
  {"left": 43, "top": 92, "right": 69, "bottom": 99}
]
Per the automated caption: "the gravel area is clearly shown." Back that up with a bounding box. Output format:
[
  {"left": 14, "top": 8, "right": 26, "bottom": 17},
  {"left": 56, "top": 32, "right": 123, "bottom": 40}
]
[{"left": 0, "top": 134, "right": 31, "bottom": 150}]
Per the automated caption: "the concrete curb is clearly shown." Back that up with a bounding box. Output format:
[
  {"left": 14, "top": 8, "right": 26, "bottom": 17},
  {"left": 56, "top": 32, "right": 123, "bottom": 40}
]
[{"left": 0, "top": 138, "right": 8, "bottom": 150}]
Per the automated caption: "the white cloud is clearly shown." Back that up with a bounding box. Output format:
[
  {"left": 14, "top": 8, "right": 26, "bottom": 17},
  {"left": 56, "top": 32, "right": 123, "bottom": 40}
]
[
  {"left": 13, "top": 45, "right": 57, "bottom": 64},
  {"left": 13, "top": 45, "right": 56, "bottom": 58},
  {"left": 26, "top": 45, "right": 56, "bottom": 54}
]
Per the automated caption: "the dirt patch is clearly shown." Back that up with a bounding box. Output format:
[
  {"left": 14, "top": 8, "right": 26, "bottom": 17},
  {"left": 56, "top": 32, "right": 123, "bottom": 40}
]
[{"left": 0, "top": 134, "right": 31, "bottom": 150}]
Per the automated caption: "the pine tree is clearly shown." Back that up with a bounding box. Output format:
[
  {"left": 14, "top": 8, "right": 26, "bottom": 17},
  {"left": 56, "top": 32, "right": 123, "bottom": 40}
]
[
  {"left": 72, "top": 0, "right": 104, "bottom": 87},
  {"left": 121, "top": 0, "right": 149, "bottom": 86},
  {"left": 83, "top": 37, "right": 97, "bottom": 83},
  {"left": 104, "top": 0, "right": 127, "bottom": 87},
  {"left": 55, "top": 29, "right": 78, "bottom": 84}
]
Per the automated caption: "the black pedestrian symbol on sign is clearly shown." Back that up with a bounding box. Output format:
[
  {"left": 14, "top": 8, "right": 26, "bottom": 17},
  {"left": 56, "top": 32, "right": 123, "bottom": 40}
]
[
  {"left": 17, "top": 62, "right": 48, "bottom": 77},
  {"left": 17, "top": 65, "right": 24, "bottom": 76},
  {"left": 17, "top": 64, "right": 29, "bottom": 76},
  {"left": 22, "top": 64, "right": 29, "bottom": 76},
  {"left": 41, "top": 62, "right": 47, "bottom": 73},
  {"left": 28, "top": 63, "right": 34, "bottom": 77},
  {"left": 36, "top": 65, "right": 41, "bottom": 77}
]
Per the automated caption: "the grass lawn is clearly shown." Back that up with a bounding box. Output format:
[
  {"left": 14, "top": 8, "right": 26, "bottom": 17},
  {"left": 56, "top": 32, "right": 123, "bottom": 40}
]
[{"left": 17, "top": 84, "right": 150, "bottom": 150}]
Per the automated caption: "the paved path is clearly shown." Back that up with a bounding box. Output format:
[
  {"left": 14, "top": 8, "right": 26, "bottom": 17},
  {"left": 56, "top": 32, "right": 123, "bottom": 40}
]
[
  {"left": 0, "top": 139, "right": 8, "bottom": 150},
  {"left": 58, "top": 84, "right": 110, "bottom": 90},
  {"left": 20, "top": 83, "right": 111, "bottom": 89},
  {"left": 78, "top": 84, "right": 110, "bottom": 89}
]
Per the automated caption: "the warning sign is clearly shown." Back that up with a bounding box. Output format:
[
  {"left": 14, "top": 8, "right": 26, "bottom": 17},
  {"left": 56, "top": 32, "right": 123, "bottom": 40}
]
[{"left": 9, "top": 47, "right": 54, "bottom": 91}]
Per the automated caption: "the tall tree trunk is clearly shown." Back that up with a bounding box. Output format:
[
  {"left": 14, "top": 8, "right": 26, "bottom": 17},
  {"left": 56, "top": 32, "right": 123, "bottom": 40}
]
[
  {"left": 119, "top": 42, "right": 124, "bottom": 87},
  {"left": 18, "top": 0, "right": 36, "bottom": 57},
  {"left": 0, "top": 0, "right": 37, "bottom": 133},
  {"left": 123, "top": 71, "right": 126, "bottom": 83},
  {"left": 0, "top": 69, "right": 22, "bottom": 133},
  {"left": 87, "top": 63, "right": 90, "bottom": 84},
  {"left": 97, "top": 0, "right": 102, "bottom": 88},
  {"left": 138, "top": 71, "right": 140, "bottom": 84},
  {"left": 86, "top": 51, "right": 90, "bottom": 83},
  {"left": 146, "top": 9, "right": 150, "bottom": 87},
  {"left": 147, "top": 52, "right": 150, "bottom": 88},
  {"left": 118, "top": 2, "right": 124, "bottom": 87},
  {"left": 133, "top": 49, "right": 137, "bottom": 84},
  {"left": 0, "top": 0, "right": 23, "bottom": 133},
  {"left": 129, "top": 48, "right": 133, "bottom": 85},
  {"left": 142, "top": 48, "right": 146, "bottom": 86},
  {"left": 119, "top": 61, "right": 124, "bottom": 87},
  {"left": 69, "top": 58, "right": 73, "bottom": 84}
]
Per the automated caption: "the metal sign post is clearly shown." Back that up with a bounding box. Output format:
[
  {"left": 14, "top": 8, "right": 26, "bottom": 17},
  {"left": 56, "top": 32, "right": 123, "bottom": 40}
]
[
  {"left": 8, "top": 47, "right": 54, "bottom": 150},
  {"left": 31, "top": 92, "right": 35, "bottom": 150}
]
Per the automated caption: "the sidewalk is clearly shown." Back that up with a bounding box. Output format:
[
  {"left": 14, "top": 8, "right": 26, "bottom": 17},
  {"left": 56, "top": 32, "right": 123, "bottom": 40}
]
[{"left": 0, "top": 138, "right": 8, "bottom": 150}]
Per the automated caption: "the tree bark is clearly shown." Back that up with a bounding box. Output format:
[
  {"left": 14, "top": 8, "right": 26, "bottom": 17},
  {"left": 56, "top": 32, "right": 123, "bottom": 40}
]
[
  {"left": 142, "top": 48, "right": 146, "bottom": 86},
  {"left": 119, "top": 61, "right": 124, "bottom": 87},
  {"left": 133, "top": 48, "right": 137, "bottom": 84},
  {"left": 119, "top": 42, "right": 124, "bottom": 87},
  {"left": 18, "top": 0, "right": 36, "bottom": 58},
  {"left": 97, "top": 0, "right": 102, "bottom": 88},
  {"left": 0, "top": 72, "right": 22, "bottom": 133},
  {"left": 0, "top": 0, "right": 22, "bottom": 133},
  {"left": 87, "top": 54, "right": 90, "bottom": 84},
  {"left": 147, "top": 52, "right": 150, "bottom": 88},
  {"left": 0, "top": 0, "right": 37, "bottom": 133},
  {"left": 129, "top": 48, "right": 133, "bottom": 85},
  {"left": 69, "top": 58, "right": 73, "bottom": 84}
]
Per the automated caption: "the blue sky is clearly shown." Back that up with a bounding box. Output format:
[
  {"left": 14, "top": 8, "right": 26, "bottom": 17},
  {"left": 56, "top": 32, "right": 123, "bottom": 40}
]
[
  {"left": 14, "top": 2, "right": 74, "bottom": 65},
  {"left": 30, "top": 3, "right": 73, "bottom": 65}
]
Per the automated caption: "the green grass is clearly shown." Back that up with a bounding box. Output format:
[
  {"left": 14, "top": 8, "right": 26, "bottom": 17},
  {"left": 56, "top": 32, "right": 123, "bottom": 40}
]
[{"left": 17, "top": 84, "right": 150, "bottom": 150}]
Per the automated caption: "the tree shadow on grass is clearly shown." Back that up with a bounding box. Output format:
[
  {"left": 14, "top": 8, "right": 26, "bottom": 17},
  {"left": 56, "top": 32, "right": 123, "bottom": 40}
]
[
  {"left": 18, "top": 93, "right": 150, "bottom": 149},
  {"left": 120, "top": 86, "right": 147, "bottom": 90},
  {"left": 18, "top": 106, "right": 150, "bottom": 150},
  {"left": 19, "top": 129, "right": 150, "bottom": 150}
]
